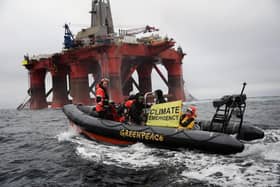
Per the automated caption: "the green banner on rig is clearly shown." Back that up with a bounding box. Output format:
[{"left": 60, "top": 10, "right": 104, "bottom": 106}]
[{"left": 146, "top": 100, "right": 182, "bottom": 127}]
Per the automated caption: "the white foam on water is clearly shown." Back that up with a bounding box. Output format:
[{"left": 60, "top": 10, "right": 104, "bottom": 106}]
[
  {"left": 74, "top": 139, "right": 162, "bottom": 168},
  {"left": 102, "top": 143, "right": 161, "bottom": 168},
  {"left": 262, "top": 142, "right": 280, "bottom": 161},
  {"left": 72, "top": 137, "right": 105, "bottom": 162},
  {"left": 178, "top": 152, "right": 280, "bottom": 187},
  {"left": 184, "top": 163, "right": 245, "bottom": 186},
  {"left": 76, "top": 146, "right": 103, "bottom": 162},
  {"left": 67, "top": 135, "right": 161, "bottom": 168},
  {"left": 238, "top": 142, "right": 280, "bottom": 162},
  {"left": 239, "top": 130, "right": 280, "bottom": 161},
  {"left": 60, "top": 128, "right": 280, "bottom": 186},
  {"left": 176, "top": 130, "right": 280, "bottom": 187},
  {"left": 57, "top": 127, "right": 79, "bottom": 142}
]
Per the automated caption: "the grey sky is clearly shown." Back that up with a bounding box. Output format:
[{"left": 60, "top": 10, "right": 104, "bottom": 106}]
[{"left": 0, "top": 0, "right": 280, "bottom": 108}]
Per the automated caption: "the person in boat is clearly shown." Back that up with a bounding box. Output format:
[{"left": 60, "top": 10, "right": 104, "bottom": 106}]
[
  {"left": 96, "top": 78, "right": 109, "bottom": 101},
  {"left": 179, "top": 105, "right": 199, "bottom": 130},
  {"left": 128, "top": 93, "right": 146, "bottom": 125},
  {"left": 107, "top": 100, "right": 124, "bottom": 122},
  {"left": 95, "top": 78, "right": 111, "bottom": 119},
  {"left": 94, "top": 78, "right": 125, "bottom": 122},
  {"left": 153, "top": 89, "right": 166, "bottom": 104},
  {"left": 122, "top": 94, "right": 136, "bottom": 121}
]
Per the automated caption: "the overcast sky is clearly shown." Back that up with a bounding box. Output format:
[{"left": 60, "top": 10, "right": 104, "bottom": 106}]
[{"left": 0, "top": 0, "right": 279, "bottom": 108}]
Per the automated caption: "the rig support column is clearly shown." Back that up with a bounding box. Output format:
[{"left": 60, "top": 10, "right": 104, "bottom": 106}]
[
  {"left": 122, "top": 78, "right": 133, "bottom": 96},
  {"left": 107, "top": 55, "right": 123, "bottom": 103},
  {"left": 51, "top": 67, "right": 69, "bottom": 108},
  {"left": 164, "top": 60, "right": 186, "bottom": 101},
  {"left": 69, "top": 63, "right": 91, "bottom": 105},
  {"left": 29, "top": 69, "right": 48, "bottom": 109},
  {"left": 137, "top": 62, "right": 153, "bottom": 93}
]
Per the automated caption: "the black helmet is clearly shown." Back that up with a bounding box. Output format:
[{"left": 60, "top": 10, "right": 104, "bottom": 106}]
[{"left": 154, "top": 89, "right": 163, "bottom": 97}]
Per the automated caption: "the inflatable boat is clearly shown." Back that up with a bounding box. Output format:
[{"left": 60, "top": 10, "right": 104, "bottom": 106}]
[
  {"left": 63, "top": 84, "right": 264, "bottom": 154},
  {"left": 63, "top": 83, "right": 264, "bottom": 154},
  {"left": 63, "top": 103, "right": 251, "bottom": 155}
]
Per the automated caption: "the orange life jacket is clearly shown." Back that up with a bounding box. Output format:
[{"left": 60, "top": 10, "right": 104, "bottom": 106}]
[
  {"left": 125, "top": 99, "right": 135, "bottom": 108},
  {"left": 123, "top": 99, "right": 136, "bottom": 121},
  {"left": 95, "top": 84, "right": 109, "bottom": 112},
  {"left": 95, "top": 102, "right": 104, "bottom": 112},
  {"left": 95, "top": 84, "right": 108, "bottom": 101}
]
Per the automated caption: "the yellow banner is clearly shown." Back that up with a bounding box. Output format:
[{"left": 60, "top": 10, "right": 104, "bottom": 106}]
[{"left": 146, "top": 100, "right": 182, "bottom": 127}]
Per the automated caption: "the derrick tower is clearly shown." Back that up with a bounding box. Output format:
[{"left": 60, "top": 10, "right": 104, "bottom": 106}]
[{"left": 20, "top": 0, "right": 186, "bottom": 110}]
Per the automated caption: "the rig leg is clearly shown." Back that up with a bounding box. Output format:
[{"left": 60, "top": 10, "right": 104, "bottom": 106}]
[
  {"left": 122, "top": 78, "right": 133, "bottom": 96},
  {"left": 107, "top": 56, "right": 123, "bottom": 103},
  {"left": 164, "top": 60, "right": 186, "bottom": 101},
  {"left": 51, "top": 68, "right": 69, "bottom": 108},
  {"left": 29, "top": 69, "right": 48, "bottom": 109},
  {"left": 137, "top": 62, "right": 153, "bottom": 94},
  {"left": 69, "top": 63, "right": 91, "bottom": 105}
]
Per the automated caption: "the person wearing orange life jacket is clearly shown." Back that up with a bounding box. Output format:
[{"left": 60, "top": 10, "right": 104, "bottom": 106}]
[
  {"left": 121, "top": 94, "right": 137, "bottom": 122},
  {"left": 94, "top": 78, "right": 124, "bottom": 121},
  {"left": 179, "top": 105, "right": 199, "bottom": 130},
  {"left": 95, "top": 78, "right": 110, "bottom": 118},
  {"left": 108, "top": 100, "right": 126, "bottom": 122}
]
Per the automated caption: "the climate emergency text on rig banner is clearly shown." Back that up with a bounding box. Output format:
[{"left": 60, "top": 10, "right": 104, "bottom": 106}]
[{"left": 146, "top": 100, "right": 182, "bottom": 127}]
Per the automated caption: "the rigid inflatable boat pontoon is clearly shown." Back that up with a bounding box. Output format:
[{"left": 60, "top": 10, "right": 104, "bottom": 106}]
[{"left": 63, "top": 83, "right": 264, "bottom": 155}]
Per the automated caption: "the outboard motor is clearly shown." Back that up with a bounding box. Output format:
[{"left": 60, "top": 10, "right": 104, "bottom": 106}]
[
  {"left": 210, "top": 83, "right": 247, "bottom": 132},
  {"left": 208, "top": 83, "right": 264, "bottom": 140}
]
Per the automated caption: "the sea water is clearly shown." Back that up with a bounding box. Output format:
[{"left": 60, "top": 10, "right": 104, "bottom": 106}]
[{"left": 1, "top": 97, "right": 280, "bottom": 186}]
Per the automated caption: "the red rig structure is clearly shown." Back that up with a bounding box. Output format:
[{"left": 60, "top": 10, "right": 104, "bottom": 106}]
[{"left": 20, "top": 0, "right": 186, "bottom": 110}]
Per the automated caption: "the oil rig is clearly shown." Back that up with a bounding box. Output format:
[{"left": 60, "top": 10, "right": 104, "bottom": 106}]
[{"left": 19, "top": 0, "right": 186, "bottom": 110}]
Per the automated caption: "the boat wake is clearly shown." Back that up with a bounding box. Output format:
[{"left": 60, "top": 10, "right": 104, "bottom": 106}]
[
  {"left": 57, "top": 128, "right": 280, "bottom": 187},
  {"left": 76, "top": 139, "right": 162, "bottom": 168},
  {"left": 183, "top": 129, "right": 280, "bottom": 187},
  {"left": 56, "top": 127, "right": 79, "bottom": 142},
  {"left": 239, "top": 130, "right": 280, "bottom": 161}
]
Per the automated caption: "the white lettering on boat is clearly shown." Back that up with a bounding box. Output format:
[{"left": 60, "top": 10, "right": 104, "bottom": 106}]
[{"left": 120, "top": 129, "right": 164, "bottom": 142}]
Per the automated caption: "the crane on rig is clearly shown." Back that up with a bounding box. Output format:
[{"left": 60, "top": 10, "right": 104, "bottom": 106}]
[
  {"left": 119, "top": 25, "right": 159, "bottom": 37},
  {"left": 63, "top": 24, "right": 75, "bottom": 49}
]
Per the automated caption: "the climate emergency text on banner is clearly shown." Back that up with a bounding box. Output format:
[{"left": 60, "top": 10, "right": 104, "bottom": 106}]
[{"left": 146, "top": 100, "right": 182, "bottom": 127}]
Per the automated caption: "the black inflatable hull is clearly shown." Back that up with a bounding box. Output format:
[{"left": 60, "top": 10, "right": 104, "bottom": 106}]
[
  {"left": 198, "top": 120, "right": 265, "bottom": 141},
  {"left": 63, "top": 104, "right": 244, "bottom": 154}
]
